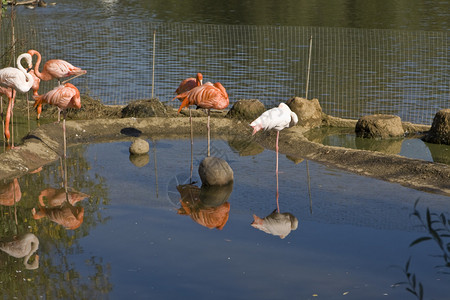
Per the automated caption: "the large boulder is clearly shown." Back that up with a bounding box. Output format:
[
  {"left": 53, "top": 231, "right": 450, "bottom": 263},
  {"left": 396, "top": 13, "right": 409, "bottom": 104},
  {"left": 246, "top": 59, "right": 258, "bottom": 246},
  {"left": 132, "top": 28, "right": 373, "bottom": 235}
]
[
  {"left": 198, "top": 156, "right": 234, "bottom": 186},
  {"left": 286, "top": 97, "right": 322, "bottom": 128},
  {"left": 226, "top": 99, "right": 266, "bottom": 121},
  {"left": 355, "top": 114, "right": 404, "bottom": 139},
  {"left": 423, "top": 109, "right": 450, "bottom": 145}
]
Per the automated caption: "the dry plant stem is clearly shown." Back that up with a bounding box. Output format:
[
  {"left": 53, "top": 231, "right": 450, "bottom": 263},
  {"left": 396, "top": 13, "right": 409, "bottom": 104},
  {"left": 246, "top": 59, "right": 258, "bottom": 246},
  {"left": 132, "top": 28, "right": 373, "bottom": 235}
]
[{"left": 207, "top": 109, "right": 211, "bottom": 157}]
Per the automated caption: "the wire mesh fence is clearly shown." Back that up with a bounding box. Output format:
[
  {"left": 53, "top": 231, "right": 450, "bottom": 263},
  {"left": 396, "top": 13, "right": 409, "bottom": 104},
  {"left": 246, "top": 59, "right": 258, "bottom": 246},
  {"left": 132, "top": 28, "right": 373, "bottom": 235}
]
[{"left": 1, "top": 19, "right": 448, "bottom": 125}]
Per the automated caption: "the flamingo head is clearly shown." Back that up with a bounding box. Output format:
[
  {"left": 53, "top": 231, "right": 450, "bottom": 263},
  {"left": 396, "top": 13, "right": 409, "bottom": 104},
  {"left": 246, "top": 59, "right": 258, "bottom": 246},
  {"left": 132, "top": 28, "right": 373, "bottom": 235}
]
[
  {"left": 197, "top": 73, "right": 203, "bottom": 85},
  {"left": 249, "top": 121, "right": 263, "bottom": 135}
]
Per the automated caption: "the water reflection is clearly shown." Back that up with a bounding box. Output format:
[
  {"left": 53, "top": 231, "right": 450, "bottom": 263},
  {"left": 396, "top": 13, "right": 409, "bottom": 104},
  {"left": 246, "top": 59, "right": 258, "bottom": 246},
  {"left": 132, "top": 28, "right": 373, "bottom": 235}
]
[
  {"left": 177, "top": 183, "right": 232, "bottom": 230},
  {"left": 0, "top": 233, "right": 39, "bottom": 270},
  {"left": 0, "top": 178, "right": 21, "bottom": 206},
  {"left": 32, "top": 187, "right": 88, "bottom": 230},
  {"left": 305, "top": 127, "right": 450, "bottom": 164},
  {"left": 251, "top": 209, "right": 298, "bottom": 239}
]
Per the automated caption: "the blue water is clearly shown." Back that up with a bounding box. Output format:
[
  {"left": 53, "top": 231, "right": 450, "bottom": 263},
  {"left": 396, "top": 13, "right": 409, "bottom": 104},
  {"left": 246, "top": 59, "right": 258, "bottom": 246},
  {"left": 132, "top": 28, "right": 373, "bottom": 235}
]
[{"left": 2, "top": 138, "right": 448, "bottom": 299}]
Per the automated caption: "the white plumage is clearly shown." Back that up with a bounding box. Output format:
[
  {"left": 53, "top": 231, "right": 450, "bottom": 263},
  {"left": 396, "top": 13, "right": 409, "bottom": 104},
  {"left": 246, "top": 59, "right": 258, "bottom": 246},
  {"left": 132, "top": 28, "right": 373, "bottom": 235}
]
[
  {"left": 0, "top": 53, "right": 35, "bottom": 145},
  {"left": 0, "top": 53, "right": 34, "bottom": 93},
  {"left": 249, "top": 102, "right": 298, "bottom": 212},
  {"left": 250, "top": 102, "right": 298, "bottom": 135}
]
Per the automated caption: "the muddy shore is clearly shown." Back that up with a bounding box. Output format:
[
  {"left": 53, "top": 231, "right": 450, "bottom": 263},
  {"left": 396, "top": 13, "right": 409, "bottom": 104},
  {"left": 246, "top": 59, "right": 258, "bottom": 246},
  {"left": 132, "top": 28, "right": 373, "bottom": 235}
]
[{"left": 0, "top": 106, "right": 449, "bottom": 196}]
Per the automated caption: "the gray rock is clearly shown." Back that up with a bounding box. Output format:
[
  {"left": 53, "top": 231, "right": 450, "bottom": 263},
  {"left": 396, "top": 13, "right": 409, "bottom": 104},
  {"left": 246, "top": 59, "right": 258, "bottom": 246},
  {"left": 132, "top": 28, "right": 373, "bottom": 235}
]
[
  {"left": 355, "top": 114, "right": 404, "bottom": 139},
  {"left": 198, "top": 156, "right": 234, "bottom": 186},
  {"left": 129, "top": 138, "right": 149, "bottom": 155}
]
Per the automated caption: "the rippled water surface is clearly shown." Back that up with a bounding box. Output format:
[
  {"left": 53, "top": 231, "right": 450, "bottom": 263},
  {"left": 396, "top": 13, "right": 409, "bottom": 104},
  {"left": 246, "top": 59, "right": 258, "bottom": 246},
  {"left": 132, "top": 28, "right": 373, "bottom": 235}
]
[{"left": 1, "top": 138, "right": 449, "bottom": 299}]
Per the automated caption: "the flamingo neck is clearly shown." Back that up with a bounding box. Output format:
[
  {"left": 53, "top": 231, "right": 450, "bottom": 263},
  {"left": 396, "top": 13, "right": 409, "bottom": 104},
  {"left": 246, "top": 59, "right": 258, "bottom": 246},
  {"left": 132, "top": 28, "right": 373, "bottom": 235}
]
[
  {"left": 31, "top": 50, "right": 50, "bottom": 81},
  {"left": 16, "top": 54, "right": 29, "bottom": 74}
]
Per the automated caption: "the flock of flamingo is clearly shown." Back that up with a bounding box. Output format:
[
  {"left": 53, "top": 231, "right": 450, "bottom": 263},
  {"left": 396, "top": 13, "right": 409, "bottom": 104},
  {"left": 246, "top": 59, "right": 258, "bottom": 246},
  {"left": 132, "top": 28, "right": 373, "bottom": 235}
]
[
  {"left": 0, "top": 49, "right": 86, "bottom": 149},
  {"left": 0, "top": 51, "right": 299, "bottom": 214}
]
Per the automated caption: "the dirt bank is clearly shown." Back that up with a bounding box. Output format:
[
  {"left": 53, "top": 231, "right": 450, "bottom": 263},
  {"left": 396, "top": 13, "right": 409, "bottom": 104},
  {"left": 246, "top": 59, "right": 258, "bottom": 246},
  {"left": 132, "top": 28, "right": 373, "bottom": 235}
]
[{"left": 1, "top": 97, "right": 449, "bottom": 196}]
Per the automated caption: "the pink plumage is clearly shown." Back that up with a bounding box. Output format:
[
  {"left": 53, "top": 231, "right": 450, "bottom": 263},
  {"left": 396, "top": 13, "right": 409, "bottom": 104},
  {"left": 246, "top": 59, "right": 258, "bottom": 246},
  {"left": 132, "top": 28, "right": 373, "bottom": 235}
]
[
  {"left": 175, "top": 82, "right": 229, "bottom": 113},
  {"left": 175, "top": 73, "right": 203, "bottom": 95},
  {"left": 33, "top": 83, "right": 81, "bottom": 122},
  {"left": 0, "top": 86, "right": 13, "bottom": 99},
  {"left": 28, "top": 49, "right": 86, "bottom": 82}
]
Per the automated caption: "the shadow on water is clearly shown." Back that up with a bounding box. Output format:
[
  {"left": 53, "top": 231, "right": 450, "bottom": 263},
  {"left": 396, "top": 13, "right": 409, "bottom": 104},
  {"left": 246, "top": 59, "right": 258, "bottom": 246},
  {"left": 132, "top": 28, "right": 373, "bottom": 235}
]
[{"left": 0, "top": 137, "right": 449, "bottom": 299}]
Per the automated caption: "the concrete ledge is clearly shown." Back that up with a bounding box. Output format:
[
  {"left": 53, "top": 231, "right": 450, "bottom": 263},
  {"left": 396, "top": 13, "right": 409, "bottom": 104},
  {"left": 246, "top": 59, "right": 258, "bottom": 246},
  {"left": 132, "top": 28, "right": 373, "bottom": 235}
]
[{"left": 0, "top": 117, "right": 449, "bottom": 196}]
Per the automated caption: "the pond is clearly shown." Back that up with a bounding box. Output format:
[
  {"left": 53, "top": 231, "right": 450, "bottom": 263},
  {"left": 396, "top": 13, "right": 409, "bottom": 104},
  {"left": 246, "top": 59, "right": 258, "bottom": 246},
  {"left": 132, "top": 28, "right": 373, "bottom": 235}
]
[
  {"left": 1, "top": 138, "right": 449, "bottom": 299},
  {"left": 304, "top": 127, "right": 450, "bottom": 165}
]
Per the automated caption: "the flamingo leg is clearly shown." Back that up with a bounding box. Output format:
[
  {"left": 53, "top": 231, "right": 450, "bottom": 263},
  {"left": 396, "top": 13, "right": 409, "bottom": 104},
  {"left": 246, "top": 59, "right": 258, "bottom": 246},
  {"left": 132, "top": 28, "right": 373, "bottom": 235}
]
[
  {"left": 4, "top": 93, "right": 13, "bottom": 146},
  {"left": 62, "top": 111, "right": 69, "bottom": 201},
  {"left": 1, "top": 95, "right": 4, "bottom": 142},
  {"left": 189, "top": 107, "right": 193, "bottom": 183},
  {"left": 207, "top": 109, "right": 211, "bottom": 157},
  {"left": 11, "top": 95, "right": 14, "bottom": 148},
  {"left": 276, "top": 131, "right": 280, "bottom": 213},
  {"left": 26, "top": 93, "right": 30, "bottom": 131},
  {"left": 62, "top": 113, "right": 67, "bottom": 159}
]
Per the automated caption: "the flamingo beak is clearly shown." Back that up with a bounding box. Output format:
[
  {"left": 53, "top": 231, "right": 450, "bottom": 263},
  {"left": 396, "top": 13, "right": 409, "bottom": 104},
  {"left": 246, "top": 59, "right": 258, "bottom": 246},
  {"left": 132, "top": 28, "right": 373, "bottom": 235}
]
[{"left": 26, "top": 67, "right": 32, "bottom": 73}]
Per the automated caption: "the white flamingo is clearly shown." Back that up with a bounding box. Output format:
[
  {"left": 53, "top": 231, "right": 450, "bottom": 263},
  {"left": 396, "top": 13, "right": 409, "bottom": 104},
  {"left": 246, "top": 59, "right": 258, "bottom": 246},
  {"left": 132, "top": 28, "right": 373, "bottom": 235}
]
[
  {"left": 0, "top": 53, "right": 35, "bottom": 147},
  {"left": 0, "top": 233, "right": 39, "bottom": 270},
  {"left": 250, "top": 102, "right": 298, "bottom": 211}
]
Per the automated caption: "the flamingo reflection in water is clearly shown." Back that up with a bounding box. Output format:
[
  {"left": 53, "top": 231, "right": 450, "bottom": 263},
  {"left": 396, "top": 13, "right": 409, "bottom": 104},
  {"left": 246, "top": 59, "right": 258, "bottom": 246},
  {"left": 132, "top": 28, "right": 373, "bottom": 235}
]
[
  {"left": 0, "top": 233, "right": 39, "bottom": 270},
  {"left": 177, "top": 183, "right": 232, "bottom": 230},
  {"left": 251, "top": 210, "right": 298, "bottom": 239},
  {"left": 32, "top": 187, "right": 88, "bottom": 230},
  {"left": 0, "top": 178, "right": 21, "bottom": 206}
]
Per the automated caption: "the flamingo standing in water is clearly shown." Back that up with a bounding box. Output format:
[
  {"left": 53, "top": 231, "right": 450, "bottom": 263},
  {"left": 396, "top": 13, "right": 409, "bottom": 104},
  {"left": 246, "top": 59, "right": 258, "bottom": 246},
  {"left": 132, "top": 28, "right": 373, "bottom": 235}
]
[
  {"left": 27, "top": 49, "right": 87, "bottom": 85},
  {"left": 174, "top": 82, "right": 229, "bottom": 156},
  {"left": 250, "top": 103, "right": 298, "bottom": 212},
  {"left": 175, "top": 72, "right": 203, "bottom": 123},
  {"left": 0, "top": 53, "right": 35, "bottom": 147},
  {"left": 175, "top": 73, "right": 203, "bottom": 180},
  {"left": 33, "top": 82, "right": 81, "bottom": 158}
]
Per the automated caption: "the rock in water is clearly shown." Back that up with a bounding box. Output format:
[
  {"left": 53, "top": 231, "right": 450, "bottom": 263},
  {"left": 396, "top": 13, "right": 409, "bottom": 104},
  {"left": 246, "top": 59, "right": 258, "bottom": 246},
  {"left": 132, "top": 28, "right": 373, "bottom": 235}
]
[
  {"left": 355, "top": 114, "right": 404, "bottom": 139},
  {"left": 423, "top": 109, "right": 450, "bottom": 145},
  {"left": 129, "top": 138, "right": 149, "bottom": 155},
  {"left": 198, "top": 156, "right": 234, "bottom": 186}
]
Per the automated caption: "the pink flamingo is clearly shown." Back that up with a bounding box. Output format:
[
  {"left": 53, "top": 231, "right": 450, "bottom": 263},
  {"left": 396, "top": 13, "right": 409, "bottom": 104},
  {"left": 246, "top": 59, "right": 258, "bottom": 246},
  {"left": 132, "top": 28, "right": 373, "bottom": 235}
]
[
  {"left": 174, "top": 82, "right": 229, "bottom": 156},
  {"left": 175, "top": 73, "right": 203, "bottom": 178},
  {"left": 28, "top": 70, "right": 42, "bottom": 119},
  {"left": 175, "top": 73, "right": 203, "bottom": 95},
  {"left": 33, "top": 82, "right": 81, "bottom": 158},
  {"left": 27, "top": 49, "right": 86, "bottom": 85},
  {"left": 250, "top": 103, "right": 298, "bottom": 212},
  {"left": 0, "top": 53, "right": 35, "bottom": 147}
]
